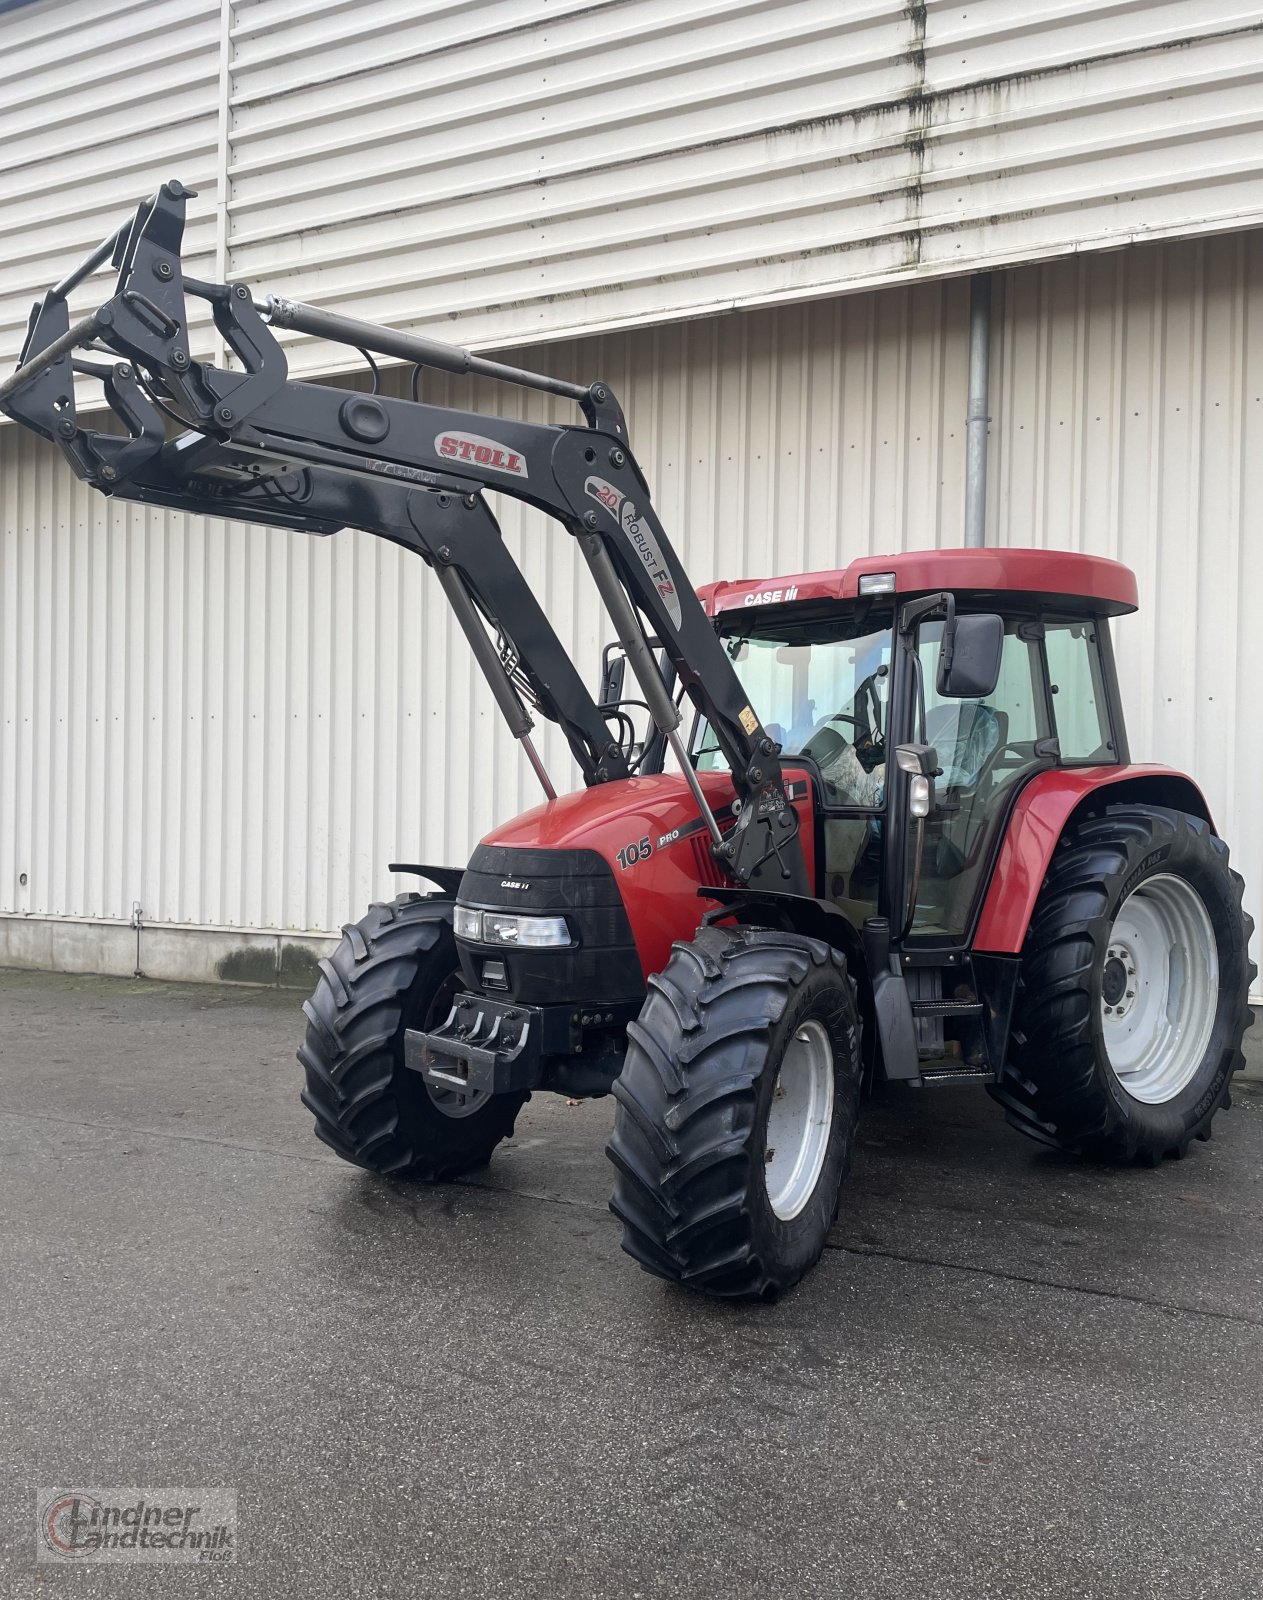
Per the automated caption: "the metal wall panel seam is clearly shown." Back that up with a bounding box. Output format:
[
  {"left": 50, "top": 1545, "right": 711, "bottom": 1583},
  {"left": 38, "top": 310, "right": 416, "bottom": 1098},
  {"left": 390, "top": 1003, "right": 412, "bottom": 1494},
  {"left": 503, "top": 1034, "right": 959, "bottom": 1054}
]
[
  {"left": 225, "top": 135, "right": 912, "bottom": 256},
  {"left": 0, "top": 150, "right": 221, "bottom": 246},
  {"left": 0, "top": 0, "right": 180, "bottom": 46},
  {"left": 924, "top": 3, "right": 1262, "bottom": 79},
  {"left": 0, "top": 0, "right": 214, "bottom": 92},
  {"left": 214, "top": 0, "right": 234, "bottom": 290},
  {"left": 260, "top": 145, "right": 1259, "bottom": 333},
  {"left": 224, "top": 28, "right": 1259, "bottom": 210},
  {"left": 226, "top": 149, "right": 1261, "bottom": 294},
  {"left": 223, "top": 224, "right": 1263, "bottom": 389},
  {"left": 228, "top": 0, "right": 889, "bottom": 130},
  {"left": 227, "top": 40, "right": 1260, "bottom": 187},
  {"left": 1, "top": 36, "right": 221, "bottom": 139},
  {"left": 229, "top": 0, "right": 866, "bottom": 82},
  {"left": 226, "top": 51, "right": 912, "bottom": 203}
]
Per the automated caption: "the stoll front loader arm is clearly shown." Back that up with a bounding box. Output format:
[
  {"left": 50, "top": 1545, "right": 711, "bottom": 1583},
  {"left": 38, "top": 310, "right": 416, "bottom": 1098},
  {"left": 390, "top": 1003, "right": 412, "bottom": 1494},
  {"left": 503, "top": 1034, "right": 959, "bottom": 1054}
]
[{"left": 0, "top": 180, "right": 806, "bottom": 895}]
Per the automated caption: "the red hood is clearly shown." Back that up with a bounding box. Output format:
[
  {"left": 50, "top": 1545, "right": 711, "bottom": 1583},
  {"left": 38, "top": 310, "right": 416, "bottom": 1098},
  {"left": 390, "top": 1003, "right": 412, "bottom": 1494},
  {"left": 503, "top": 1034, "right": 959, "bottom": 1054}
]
[
  {"left": 479, "top": 769, "right": 816, "bottom": 978},
  {"left": 483, "top": 771, "right": 738, "bottom": 850}
]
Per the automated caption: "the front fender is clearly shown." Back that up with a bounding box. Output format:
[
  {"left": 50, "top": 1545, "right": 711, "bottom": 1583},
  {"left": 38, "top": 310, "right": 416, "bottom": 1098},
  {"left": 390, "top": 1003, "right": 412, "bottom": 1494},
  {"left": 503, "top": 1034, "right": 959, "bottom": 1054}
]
[{"left": 973, "top": 765, "right": 1214, "bottom": 954}]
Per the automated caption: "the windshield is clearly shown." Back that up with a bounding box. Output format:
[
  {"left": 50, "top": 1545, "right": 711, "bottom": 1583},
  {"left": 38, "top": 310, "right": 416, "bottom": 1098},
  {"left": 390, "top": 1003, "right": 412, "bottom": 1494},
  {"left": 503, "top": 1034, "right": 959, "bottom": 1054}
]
[{"left": 693, "top": 615, "right": 894, "bottom": 808}]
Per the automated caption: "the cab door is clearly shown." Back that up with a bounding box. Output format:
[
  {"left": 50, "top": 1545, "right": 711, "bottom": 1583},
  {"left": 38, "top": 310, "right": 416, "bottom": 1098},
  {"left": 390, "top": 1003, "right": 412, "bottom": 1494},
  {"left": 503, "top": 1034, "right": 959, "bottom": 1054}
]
[{"left": 904, "top": 617, "right": 1055, "bottom": 944}]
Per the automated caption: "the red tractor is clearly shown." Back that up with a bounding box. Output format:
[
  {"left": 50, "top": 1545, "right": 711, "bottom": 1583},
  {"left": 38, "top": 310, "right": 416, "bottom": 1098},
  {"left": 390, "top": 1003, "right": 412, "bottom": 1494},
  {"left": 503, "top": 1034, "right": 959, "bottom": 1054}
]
[{"left": 4, "top": 183, "right": 1254, "bottom": 1299}]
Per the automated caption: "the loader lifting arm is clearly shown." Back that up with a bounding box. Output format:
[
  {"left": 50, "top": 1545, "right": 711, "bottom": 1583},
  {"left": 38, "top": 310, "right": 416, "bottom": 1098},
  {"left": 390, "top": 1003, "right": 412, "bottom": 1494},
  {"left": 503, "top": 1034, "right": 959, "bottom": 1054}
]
[{"left": 0, "top": 180, "right": 807, "bottom": 894}]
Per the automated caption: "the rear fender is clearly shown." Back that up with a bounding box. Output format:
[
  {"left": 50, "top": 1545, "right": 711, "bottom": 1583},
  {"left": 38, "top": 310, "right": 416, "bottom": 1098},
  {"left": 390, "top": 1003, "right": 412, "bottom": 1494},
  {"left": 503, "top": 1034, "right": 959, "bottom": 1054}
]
[{"left": 973, "top": 765, "right": 1214, "bottom": 954}]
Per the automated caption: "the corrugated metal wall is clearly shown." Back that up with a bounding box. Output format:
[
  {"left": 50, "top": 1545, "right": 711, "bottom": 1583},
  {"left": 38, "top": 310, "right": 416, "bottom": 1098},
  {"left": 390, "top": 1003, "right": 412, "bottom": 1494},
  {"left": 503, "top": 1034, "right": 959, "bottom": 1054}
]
[
  {"left": 229, "top": 0, "right": 1263, "bottom": 367},
  {"left": 0, "top": 0, "right": 224, "bottom": 375},
  {"left": 2, "top": 231, "right": 1260, "bottom": 973},
  {"left": 4, "top": 0, "right": 1262, "bottom": 376}
]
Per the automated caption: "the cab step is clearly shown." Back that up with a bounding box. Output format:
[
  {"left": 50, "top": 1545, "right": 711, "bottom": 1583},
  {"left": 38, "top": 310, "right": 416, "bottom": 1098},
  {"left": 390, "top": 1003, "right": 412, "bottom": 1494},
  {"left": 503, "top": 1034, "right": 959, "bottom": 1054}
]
[
  {"left": 909, "top": 998, "right": 985, "bottom": 1018},
  {"left": 919, "top": 1063, "right": 992, "bottom": 1084}
]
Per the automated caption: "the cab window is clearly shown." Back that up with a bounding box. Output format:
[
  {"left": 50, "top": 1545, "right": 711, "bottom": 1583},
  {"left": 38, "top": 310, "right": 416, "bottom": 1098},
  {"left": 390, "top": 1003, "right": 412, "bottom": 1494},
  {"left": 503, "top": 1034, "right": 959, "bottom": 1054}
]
[
  {"left": 692, "top": 617, "right": 894, "bottom": 809},
  {"left": 1044, "top": 620, "right": 1115, "bottom": 761}
]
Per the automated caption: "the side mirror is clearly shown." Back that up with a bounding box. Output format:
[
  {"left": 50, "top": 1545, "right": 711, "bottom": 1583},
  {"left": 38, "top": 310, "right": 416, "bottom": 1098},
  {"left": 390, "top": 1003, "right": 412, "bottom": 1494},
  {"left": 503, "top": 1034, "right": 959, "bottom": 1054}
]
[
  {"left": 938, "top": 612, "right": 1003, "bottom": 699},
  {"left": 599, "top": 644, "right": 626, "bottom": 706}
]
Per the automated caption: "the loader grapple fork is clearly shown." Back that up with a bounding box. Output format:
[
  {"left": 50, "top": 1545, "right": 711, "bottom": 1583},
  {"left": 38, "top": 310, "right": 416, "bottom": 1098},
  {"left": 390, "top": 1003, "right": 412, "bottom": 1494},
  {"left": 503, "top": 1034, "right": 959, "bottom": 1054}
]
[{"left": 0, "top": 179, "right": 805, "bottom": 896}]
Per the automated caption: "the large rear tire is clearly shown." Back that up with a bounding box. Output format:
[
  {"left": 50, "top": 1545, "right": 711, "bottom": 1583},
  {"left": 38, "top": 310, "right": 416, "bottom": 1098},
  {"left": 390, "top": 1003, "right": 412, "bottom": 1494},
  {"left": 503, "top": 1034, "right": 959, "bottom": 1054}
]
[
  {"left": 298, "top": 893, "right": 526, "bottom": 1179},
  {"left": 607, "top": 926, "right": 861, "bottom": 1301},
  {"left": 993, "top": 805, "right": 1255, "bottom": 1162}
]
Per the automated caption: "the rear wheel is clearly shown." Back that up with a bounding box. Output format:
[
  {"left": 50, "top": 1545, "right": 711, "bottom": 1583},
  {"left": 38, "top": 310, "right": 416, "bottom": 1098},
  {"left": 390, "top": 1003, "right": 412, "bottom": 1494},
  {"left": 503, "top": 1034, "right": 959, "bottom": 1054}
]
[
  {"left": 993, "top": 805, "right": 1255, "bottom": 1162},
  {"left": 298, "top": 893, "right": 526, "bottom": 1179},
  {"left": 607, "top": 926, "right": 861, "bottom": 1301}
]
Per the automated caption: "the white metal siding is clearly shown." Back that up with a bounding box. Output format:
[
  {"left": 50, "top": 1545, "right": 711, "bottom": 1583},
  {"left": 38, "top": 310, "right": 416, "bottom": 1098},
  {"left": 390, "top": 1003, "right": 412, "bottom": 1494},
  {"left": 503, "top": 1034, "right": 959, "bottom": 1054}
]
[
  {"left": 228, "top": 0, "right": 1263, "bottom": 369},
  {"left": 2, "top": 232, "right": 1259, "bottom": 974},
  {"left": 992, "top": 233, "right": 1263, "bottom": 874},
  {"left": 3, "top": 0, "right": 1262, "bottom": 375},
  {"left": 0, "top": 0, "right": 224, "bottom": 377}
]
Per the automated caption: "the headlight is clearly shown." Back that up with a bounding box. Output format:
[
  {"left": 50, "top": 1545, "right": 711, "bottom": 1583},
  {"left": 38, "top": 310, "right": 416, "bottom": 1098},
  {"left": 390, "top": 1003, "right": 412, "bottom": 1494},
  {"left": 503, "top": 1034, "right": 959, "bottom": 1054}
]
[
  {"left": 484, "top": 912, "right": 571, "bottom": 947},
  {"left": 453, "top": 907, "right": 571, "bottom": 947}
]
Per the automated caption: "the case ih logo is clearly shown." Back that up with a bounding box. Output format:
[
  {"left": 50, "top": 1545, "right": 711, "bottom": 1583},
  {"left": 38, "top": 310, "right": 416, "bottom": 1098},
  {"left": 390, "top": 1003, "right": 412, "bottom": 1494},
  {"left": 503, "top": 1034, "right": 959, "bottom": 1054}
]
[
  {"left": 584, "top": 476, "right": 683, "bottom": 628},
  {"left": 435, "top": 431, "right": 528, "bottom": 478},
  {"left": 742, "top": 585, "right": 799, "bottom": 607}
]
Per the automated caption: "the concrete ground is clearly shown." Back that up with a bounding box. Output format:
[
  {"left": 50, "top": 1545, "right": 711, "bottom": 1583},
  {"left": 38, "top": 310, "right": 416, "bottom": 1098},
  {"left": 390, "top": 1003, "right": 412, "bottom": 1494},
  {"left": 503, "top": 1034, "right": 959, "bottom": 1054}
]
[{"left": 1, "top": 970, "right": 1261, "bottom": 1599}]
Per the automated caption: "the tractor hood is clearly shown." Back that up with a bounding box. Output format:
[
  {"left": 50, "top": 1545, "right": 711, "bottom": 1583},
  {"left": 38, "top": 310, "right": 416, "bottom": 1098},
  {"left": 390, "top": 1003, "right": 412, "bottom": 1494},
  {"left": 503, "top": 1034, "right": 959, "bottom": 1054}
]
[
  {"left": 481, "top": 770, "right": 737, "bottom": 856},
  {"left": 466, "top": 769, "right": 814, "bottom": 983}
]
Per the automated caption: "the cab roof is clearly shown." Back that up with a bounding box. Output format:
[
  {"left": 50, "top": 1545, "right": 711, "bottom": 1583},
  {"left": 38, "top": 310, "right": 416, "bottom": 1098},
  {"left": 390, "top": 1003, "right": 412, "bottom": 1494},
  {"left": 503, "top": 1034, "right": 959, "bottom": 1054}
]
[{"left": 697, "top": 548, "right": 1139, "bottom": 619}]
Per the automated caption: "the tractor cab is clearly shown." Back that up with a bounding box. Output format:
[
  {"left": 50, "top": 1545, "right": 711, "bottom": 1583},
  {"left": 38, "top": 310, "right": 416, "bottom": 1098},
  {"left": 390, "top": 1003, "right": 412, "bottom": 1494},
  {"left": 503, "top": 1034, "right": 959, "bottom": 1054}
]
[
  {"left": 696, "top": 548, "right": 1136, "bottom": 954},
  {"left": 688, "top": 550, "right": 1142, "bottom": 1078}
]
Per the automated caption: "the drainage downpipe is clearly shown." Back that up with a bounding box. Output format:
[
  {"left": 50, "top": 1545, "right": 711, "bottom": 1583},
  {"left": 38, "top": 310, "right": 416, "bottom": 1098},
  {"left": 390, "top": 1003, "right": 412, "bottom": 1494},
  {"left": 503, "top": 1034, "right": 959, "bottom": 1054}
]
[{"left": 964, "top": 274, "right": 992, "bottom": 549}]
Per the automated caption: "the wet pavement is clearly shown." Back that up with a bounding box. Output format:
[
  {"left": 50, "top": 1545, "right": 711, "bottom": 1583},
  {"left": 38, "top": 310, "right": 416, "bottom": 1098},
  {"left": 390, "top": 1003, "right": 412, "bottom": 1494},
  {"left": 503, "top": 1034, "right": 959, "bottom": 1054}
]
[{"left": 1, "top": 968, "right": 1260, "bottom": 1598}]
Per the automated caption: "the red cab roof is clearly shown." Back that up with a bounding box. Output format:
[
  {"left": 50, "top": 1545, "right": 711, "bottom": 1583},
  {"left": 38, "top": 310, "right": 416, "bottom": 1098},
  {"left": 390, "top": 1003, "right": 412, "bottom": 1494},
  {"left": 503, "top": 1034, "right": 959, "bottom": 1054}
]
[{"left": 697, "top": 548, "right": 1138, "bottom": 618}]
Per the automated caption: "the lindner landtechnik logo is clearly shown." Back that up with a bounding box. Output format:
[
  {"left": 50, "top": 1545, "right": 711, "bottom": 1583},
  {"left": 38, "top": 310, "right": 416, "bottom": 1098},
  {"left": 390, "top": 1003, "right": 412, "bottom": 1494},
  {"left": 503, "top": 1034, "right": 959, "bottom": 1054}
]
[{"left": 37, "top": 1489, "right": 237, "bottom": 1564}]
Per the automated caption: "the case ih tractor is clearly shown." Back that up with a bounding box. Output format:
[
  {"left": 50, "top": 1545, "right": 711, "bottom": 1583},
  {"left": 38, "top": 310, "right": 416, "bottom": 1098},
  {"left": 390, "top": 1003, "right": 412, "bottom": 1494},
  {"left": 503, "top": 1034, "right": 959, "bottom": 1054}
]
[{"left": 4, "top": 183, "right": 1254, "bottom": 1299}]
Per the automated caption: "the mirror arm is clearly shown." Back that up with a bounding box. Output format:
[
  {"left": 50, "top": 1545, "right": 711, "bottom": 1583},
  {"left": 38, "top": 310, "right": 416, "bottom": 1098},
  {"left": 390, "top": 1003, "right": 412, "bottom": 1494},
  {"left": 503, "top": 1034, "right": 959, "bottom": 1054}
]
[
  {"left": 936, "top": 593, "right": 960, "bottom": 683},
  {"left": 898, "top": 590, "right": 953, "bottom": 636}
]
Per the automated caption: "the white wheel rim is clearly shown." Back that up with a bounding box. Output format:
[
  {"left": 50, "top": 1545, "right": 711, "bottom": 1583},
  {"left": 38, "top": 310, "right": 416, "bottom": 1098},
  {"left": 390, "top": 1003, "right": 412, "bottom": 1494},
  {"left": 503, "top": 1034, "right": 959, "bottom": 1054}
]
[
  {"left": 1101, "top": 872, "right": 1219, "bottom": 1104},
  {"left": 763, "top": 1019, "right": 835, "bottom": 1221}
]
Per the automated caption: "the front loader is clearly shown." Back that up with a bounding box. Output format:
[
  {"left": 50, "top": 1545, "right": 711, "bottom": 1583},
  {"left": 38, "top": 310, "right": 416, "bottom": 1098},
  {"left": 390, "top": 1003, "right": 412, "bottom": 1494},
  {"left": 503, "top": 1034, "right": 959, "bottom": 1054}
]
[{"left": 4, "top": 182, "right": 1254, "bottom": 1300}]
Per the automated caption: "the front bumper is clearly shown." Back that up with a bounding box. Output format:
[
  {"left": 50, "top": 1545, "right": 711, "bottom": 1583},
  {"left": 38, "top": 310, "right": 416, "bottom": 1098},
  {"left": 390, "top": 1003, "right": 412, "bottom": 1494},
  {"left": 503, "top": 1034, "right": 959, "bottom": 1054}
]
[{"left": 405, "top": 992, "right": 637, "bottom": 1097}]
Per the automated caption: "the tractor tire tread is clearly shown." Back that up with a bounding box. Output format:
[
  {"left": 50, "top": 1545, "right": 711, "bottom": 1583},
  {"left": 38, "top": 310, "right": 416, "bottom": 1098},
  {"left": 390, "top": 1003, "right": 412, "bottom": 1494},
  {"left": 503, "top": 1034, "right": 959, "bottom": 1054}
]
[
  {"left": 607, "top": 925, "right": 859, "bottom": 1301},
  {"left": 995, "top": 804, "right": 1252, "bottom": 1163},
  {"left": 299, "top": 893, "right": 524, "bottom": 1180}
]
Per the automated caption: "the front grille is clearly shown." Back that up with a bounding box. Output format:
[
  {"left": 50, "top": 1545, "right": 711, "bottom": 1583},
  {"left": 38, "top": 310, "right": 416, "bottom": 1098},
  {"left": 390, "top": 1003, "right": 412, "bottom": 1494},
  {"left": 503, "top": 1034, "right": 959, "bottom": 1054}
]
[{"left": 456, "top": 844, "right": 643, "bottom": 1005}]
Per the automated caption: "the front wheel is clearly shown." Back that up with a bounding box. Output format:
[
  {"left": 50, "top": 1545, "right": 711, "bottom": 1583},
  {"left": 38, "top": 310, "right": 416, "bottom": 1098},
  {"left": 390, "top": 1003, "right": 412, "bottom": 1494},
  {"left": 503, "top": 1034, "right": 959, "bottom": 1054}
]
[
  {"left": 607, "top": 926, "right": 861, "bottom": 1301},
  {"left": 994, "top": 805, "right": 1255, "bottom": 1162},
  {"left": 298, "top": 893, "right": 527, "bottom": 1179}
]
